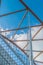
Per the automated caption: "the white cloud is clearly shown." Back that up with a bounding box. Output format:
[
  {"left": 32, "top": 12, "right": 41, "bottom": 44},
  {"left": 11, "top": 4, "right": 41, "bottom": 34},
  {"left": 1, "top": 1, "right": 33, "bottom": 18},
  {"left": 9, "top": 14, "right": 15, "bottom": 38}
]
[
  {"left": 0, "top": 27, "right": 10, "bottom": 36},
  {"left": 13, "top": 26, "right": 43, "bottom": 64},
  {"left": 0, "top": 26, "right": 43, "bottom": 65},
  {"left": 14, "top": 33, "right": 27, "bottom": 49}
]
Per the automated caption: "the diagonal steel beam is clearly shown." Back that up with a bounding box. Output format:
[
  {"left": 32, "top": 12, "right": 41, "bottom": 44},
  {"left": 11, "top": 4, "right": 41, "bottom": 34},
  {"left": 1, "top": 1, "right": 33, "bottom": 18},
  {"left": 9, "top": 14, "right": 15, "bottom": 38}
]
[
  {"left": 34, "top": 52, "right": 43, "bottom": 59},
  {"left": 32, "top": 26, "right": 43, "bottom": 38},
  {"left": 12, "top": 11, "right": 28, "bottom": 40},
  {"left": 23, "top": 26, "right": 43, "bottom": 49},
  {"left": 20, "top": 0, "right": 43, "bottom": 24},
  {"left": 0, "top": 34, "right": 28, "bottom": 65},
  {"left": 0, "top": 34, "right": 28, "bottom": 56},
  {"left": 0, "top": 9, "right": 26, "bottom": 17},
  {"left": 0, "top": 34, "right": 36, "bottom": 65}
]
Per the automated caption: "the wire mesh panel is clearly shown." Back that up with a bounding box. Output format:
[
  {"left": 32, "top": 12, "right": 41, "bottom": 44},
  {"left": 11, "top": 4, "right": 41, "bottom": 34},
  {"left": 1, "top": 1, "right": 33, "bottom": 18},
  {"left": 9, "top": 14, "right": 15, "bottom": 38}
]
[{"left": 0, "top": 37, "right": 30, "bottom": 65}]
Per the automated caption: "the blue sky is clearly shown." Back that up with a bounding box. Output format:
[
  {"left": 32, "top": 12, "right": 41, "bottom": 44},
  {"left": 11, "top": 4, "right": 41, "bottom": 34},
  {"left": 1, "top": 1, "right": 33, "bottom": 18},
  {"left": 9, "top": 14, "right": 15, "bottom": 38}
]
[
  {"left": 0, "top": 1, "right": 43, "bottom": 65},
  {"left": 0, "top": 0, "right": 43, "bottom": 31},
  {"left": 0, "top": 0, "right": 43, "bottom": 45}
]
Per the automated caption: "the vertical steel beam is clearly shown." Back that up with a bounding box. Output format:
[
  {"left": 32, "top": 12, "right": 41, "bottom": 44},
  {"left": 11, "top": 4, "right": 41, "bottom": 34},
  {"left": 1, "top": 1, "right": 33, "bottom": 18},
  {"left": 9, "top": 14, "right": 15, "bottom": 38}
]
[
  {"left": 29, "top": 27, "right": 33, "bottom": 65},
  {"left": 28, "top": 12, "right": 33, "bottom": 65}
]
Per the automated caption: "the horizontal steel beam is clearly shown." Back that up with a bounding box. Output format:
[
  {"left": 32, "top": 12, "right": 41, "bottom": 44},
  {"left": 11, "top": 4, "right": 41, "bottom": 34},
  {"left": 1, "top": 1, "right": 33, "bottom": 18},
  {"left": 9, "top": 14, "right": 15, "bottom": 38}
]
[
  {"left": 24, "top": 50, "right": 43, "bottom": 52},
  {"left": 0, "top": 24, "right": 42, "bottom": 33},
  {"left": 12, "top": 39, "right": 43, "bottom": 42},
  {"left": 35, "top": 60, "right": 43, "bottom": 64},
  {"left": 0, "top": 34, "right": 28, "bottom": 56}
]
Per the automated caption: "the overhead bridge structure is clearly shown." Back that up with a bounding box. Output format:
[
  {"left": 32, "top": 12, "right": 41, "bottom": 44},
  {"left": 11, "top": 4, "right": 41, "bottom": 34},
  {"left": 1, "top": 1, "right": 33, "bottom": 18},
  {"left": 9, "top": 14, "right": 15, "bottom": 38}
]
[{"left": 0, "top": 0, "right": 43, "bottom": 65}]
